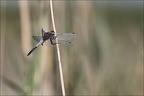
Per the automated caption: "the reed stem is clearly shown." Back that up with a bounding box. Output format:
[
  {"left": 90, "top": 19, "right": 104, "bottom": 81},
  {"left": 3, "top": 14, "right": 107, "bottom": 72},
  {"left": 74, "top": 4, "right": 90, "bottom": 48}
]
[{"left": 50, "top": 1, "right": 66, "bottom": 96}]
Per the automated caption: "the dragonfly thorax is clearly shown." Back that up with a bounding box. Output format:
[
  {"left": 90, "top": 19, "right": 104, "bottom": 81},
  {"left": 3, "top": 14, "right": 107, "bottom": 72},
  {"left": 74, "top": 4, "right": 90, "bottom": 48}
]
[{"left": 42, "top": 31, "right": 55, "bottom": 41}]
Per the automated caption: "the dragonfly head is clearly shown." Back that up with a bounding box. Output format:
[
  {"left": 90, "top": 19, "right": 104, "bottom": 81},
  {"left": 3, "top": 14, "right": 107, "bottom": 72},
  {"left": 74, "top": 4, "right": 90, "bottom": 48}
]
[{"left": 50, "top": 30, "right": 55, "bottom": 36}]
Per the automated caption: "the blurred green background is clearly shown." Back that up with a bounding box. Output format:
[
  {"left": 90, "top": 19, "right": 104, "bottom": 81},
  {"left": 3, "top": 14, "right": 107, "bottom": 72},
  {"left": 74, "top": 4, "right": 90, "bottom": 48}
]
[{"left": 0, "top": 0, "right": 143, "bottom": 95}]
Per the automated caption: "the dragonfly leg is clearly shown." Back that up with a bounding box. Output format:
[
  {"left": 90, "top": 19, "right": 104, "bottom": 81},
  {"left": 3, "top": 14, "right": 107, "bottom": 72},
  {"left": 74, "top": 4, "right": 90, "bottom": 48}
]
[{"left": 50, "top": 38, "right": 56, "bottom": 45}]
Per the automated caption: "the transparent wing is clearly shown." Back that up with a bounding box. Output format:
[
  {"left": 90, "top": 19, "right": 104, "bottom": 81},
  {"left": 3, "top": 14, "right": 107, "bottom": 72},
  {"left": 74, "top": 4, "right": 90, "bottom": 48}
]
[
  {"left": 57, "top": 40, "right": 73, "bottom": 47},
  {"left": 44, "top": 39, "right": 72, "bottom": 47},
  {"left": 33, "top": 36, "right": 42, "bottom": 42},
  {"left": 56, "top": 33, "right": 76, "bottom": 41}
]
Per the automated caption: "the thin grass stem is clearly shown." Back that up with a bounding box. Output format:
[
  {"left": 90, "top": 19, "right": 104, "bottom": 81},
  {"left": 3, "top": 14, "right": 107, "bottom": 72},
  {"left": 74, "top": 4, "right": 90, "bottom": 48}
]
[{"left": 50, "top": 1, "right": 66, "bottom": 96}]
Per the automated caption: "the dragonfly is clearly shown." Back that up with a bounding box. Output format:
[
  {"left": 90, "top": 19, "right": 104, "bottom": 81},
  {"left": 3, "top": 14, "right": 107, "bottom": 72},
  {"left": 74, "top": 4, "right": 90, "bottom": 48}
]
[{"left": 27, "top": 28, "right": 76, "bottom": 56}]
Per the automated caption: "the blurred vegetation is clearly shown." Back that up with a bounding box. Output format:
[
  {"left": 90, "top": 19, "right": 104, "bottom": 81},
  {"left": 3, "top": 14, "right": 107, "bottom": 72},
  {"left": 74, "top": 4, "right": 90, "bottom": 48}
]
[{"left": 0, "top": 1, "right": 143, "bottom": 95}]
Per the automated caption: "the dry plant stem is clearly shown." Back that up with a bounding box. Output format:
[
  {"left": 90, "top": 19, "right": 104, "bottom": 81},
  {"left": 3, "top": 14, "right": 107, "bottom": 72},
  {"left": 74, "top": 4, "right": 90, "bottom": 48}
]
[
  {"left": 19, "top": 1, "right": 31, "bottom": 56},
  {"left": 50, "top": 0, "right": 66, "bottom": 96},
  {"left": 1, "top": 1, "right": 6, "bottom": 95}
]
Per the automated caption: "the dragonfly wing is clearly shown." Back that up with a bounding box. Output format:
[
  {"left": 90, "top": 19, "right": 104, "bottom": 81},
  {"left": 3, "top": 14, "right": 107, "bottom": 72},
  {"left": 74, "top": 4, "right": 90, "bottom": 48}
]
[
  {"left": 56, "top": 33, "right": 76, "bottom": 41},
  {"left": 44, "top": 39, "right": 72, "bottom": 47},
  {"left": 57, "top": 40, "right": 72, "bottom": 47},
  {"left": 33, "top": 36, "right": 42, "bottom": 42}
]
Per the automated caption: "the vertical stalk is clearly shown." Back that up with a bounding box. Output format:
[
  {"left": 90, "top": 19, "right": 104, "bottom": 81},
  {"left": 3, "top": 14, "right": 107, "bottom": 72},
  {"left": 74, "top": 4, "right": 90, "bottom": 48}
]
[
  {"left": 0, "top": 1, "right": 6, "bottom": 95},
  {"left": 19, "top": 1, "right": 31, "bottom": 57},
  {"left": 50, "top": 0, "right": 66, "bottom": 96}
]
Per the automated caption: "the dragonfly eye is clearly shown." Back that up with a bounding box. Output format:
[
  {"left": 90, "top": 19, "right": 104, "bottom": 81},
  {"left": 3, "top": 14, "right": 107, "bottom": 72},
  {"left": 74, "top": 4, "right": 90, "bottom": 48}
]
[{"left": 50, "top": 30, "right": 55, "bottom": 35}]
